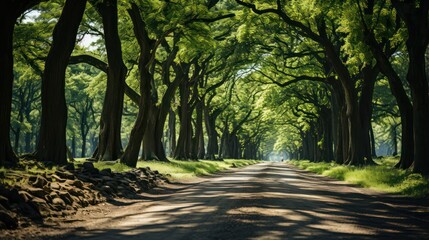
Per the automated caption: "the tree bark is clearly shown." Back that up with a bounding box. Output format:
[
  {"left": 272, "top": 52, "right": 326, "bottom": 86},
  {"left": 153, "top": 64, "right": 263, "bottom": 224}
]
[
  {"left": 168, "top": 108, "right": 176, "bottom": 157},
  {"left": 363, "top": 23, "right": 414, "bottom": 169},
  {"left": 91, "top": 0, "right": 126, "bottom": 161},
  {"left": 0, "top": 1, "right": 43, "bottom": 165},
  {"left": 142, "top": 106, "right": 161, "bottom": 160},
  {"left": 320, "top": 108, "right": 334, "bottom": 162},
  {"left": 141, "top": 47, "right": 181, "bottom": 161},
  {"left": 204, "top": 105, "right": 221, "bottom": 160},
  {"left": 331, "top": 83, "right": 344, "bottom": 164},
  {"left": 173, "top": 79, "right": 193, "bottom": 160},
  {"left": 369, "top": 126, "right": 377, "bottom": 158},
  {"left": 324, "top": 40, "right": 365, "bottom": 166},
  {"left": 120, "top": 3, "right": 154, "bottom": 167},
  {"left": 359, "top": 64, "right": 378, "bottom": 164},
  {"left": 36, "top": 0, "right": 87, "bottom": 164},
  {"left": 71, "top": 135, "right": 76, "bottom": 158},
  {"left": 392, "top": 0, "right": 429, "bottom": 174},
  {"left": 392, "top": 125, "right": 398, "bottom": 156},
  {"left": 0, "top": 16, "right": 18, "bottom": 166}
]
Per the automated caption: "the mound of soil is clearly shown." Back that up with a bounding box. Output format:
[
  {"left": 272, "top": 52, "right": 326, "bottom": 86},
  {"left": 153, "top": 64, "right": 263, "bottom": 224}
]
[{"left": 0, "top": 160, "right": 168, "bottom": 230}]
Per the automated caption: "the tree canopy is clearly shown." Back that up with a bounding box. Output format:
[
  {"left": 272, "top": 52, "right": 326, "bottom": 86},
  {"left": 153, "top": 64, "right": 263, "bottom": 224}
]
[{"left": 1, "top": 0, "right": 429, "bottom": 174}]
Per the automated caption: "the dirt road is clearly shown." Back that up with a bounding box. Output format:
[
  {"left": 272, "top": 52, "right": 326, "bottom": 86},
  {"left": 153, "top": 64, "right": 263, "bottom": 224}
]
[{"left": 11, "top": 162, "right": 429, "bottom": 239}]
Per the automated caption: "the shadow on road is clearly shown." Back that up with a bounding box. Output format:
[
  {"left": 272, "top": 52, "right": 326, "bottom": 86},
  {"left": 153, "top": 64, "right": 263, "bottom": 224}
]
[{"left": 47, "top": 163, "right": 429, "bottom": 240}]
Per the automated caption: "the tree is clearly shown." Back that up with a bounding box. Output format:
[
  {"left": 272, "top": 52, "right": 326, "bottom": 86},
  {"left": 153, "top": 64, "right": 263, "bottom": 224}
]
[
  {"left": 35, "top": 0, "right": 87, "bottom": 164},
  {"left": 391, "top": 0, "right": 429, "bottom": 174},
  {"left": 90, "top": 0, "right": 127, "bottom": 161},
  {"left": 67, "top": 67, "right": 98, "bottom": 158},
  {"left": 357, "top": 0, "right": 414, "bottom": 169},
  {"left": 0, "top": 0, "right": 43, "bottom": 166},
  {"left": 235, "top": 0, "right": 377, "bottom": 165},
  {"left": 120, "top": 2, "right": 156, "bottom": 167}
]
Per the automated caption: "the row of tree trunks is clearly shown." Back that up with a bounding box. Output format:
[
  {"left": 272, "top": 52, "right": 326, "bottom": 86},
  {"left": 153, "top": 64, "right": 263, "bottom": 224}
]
[
  {"left": 193, "top": 99, "right": 206, "bottom": 159},
  {"left": 218, "top": 110, "right": 253, "bottom": 159},
  {"left": 319, "top": 108, "right": 334, "bottom": 162},
  {"left": 320, "top": 20, "right": 372, "bottom": 166},
  {"left": 140, "top": 42, "right": 180, "bottom": 161},
  {"left": 296, "top": 109, "right": 334, "bottom": 163},
  {"left": 235, "top": 0, "right": 377, "bottom": 166},
  {"left": 173, "top": 59, "right": 212, "bottom": 160},
  {"left": 242, "top": 137, "right": 260, "bottom": 160},
  {"left": 204, "top": 104, "right": 221, "bottom": 160},
  {"left": 364, "top": 30, "right": 414, "bottom": 169}
]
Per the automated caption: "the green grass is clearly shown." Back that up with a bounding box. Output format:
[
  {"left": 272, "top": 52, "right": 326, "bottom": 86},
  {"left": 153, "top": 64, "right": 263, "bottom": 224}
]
[
  {"left": 288, "top": 158, "right": 429, "bottom": 198},
  {"left": 74, "top": 158, "right": 261, "bottom": 181},
  {"left": 138, "top": 159, "right": 261, "bottom": 180}
]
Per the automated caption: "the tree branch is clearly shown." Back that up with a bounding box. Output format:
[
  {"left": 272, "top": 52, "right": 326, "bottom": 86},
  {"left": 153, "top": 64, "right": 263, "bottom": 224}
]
[{"left": 68, "top": 54, "right": 141, "bottom": 104}]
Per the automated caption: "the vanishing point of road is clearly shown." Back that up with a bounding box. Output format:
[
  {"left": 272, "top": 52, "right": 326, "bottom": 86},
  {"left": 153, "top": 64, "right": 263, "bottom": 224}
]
[{"left": 35, "top": 162, "right": 429, "bottom": 239}]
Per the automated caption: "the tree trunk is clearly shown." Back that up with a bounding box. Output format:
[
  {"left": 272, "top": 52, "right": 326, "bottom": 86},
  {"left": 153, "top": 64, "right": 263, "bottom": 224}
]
[
  {"left": 92, "top": 0, "right": 126, "bottom": 161},
  {"left": 174, "top": 80, "right": 193, "bottom": 160},
  {"left": 141, "top": 104, "right": 168, "bottom": 162},
  {"left": 168, "top": 108, "right": 176, "bottom": 157},
  {"left": 219, "top": 121, "right": 229, "bottom": 159},
  {"left": 120, "top": 3, "right": 153, "bottom": 167},
  {"left": 393, "top": 0, "right": 429, "bottom": 175},
  {"left": 14, "top": 110, "right": 23, "bottom": 153},
  {"left": 359, "top": 64, "right": 378, "bottom": 164},
  {"left": 142, "top": 68, "right": 181, "bottom": 161},
  {"left": 194, "top": 100, "right": 205, "bottom": 159},
  {"left": 320, "top": 108, "right": 334, "bottom": 162},
  {"left": 324, "top": 41, "right": 365, "bottom": 166},
  {"left": 36, "top": 0, "right": 87, "bottom": 164},
  {"left": 23, "top": 103, "right": 33, "bottom": 153},
  {"left": 81, "top": 131, "right": 87, "bottom": 158},
  {"left": 392, "top": 126, "right": 398, "bottom": 156},
  {"left": 0, "top": 17, "right": 18, "bottom": 166},
  {"left": 204, "top": 106, "right": 220, "bottom": 160},
  {"left": 71, "top": 135, "right": 76, "bottom": 158},
  {"left": 24, "top": 132, "right": 32, "bottom": 153},
  {"left": 1, "top": 0, "right": 42, "bottom": 166},
  {"left": 331, "top": 87, "right": 341, "bottom": 163},
  {"left": 407, "top": 46, "right": 429, "bottom": 174},
  {"left": 364, "top": 24, "right": 414, "bottom": 169},
  {"left": 370, "top": 126, "right": 377, "bottom": 158},
  {"left": 142, "top": 106, "right": 161, "bottom": 160}
]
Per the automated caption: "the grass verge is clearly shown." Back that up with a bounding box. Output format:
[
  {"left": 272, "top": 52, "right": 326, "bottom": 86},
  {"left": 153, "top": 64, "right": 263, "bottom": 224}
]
[
  {"left": 138, "top": 159, "right": 260, "bottom": 180},
  {"left": 287, "top": 158, "right": 429, "bottom": 198},
  {"left": 74, "top": 158, "right": 261, "bottom": 181}
]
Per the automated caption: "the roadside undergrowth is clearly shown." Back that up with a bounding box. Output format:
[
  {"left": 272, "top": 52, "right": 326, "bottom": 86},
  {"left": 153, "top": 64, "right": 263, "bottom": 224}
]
[{"left": 287, "top": 158, "right": 429, "bottom": 198}]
